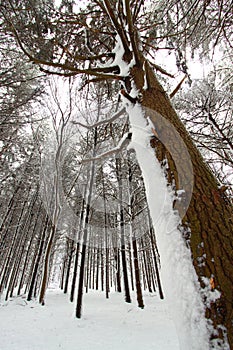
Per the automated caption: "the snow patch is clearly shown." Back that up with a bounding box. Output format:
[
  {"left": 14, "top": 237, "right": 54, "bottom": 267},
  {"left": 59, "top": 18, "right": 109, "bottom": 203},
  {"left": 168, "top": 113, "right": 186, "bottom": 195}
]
[
  {"left": 0, "top": 290, "right": 180, "bottom": 350},
  {"left": 201, "top": 277, "right": 221, "bottom": 308},
  {"left": 111, "top": 35, "right": 135, "bottom": 76}
]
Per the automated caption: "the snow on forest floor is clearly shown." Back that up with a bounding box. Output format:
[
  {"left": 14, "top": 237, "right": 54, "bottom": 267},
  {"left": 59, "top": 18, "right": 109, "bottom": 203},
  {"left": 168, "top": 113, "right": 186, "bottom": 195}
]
[{"left": 0, "top": 289, "right": 180, "bottom": 350}]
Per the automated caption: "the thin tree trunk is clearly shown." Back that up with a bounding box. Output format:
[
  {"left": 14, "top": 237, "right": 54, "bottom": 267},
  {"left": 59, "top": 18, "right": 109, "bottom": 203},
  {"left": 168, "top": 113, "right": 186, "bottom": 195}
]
[
  {"left": 39, "top": 223, "right": 56, "bottom": 305},
  {"left": 132, "top": 239, "right": 144, "bottom": 308},
  {"left": 148, "top": 220, "right": 164, "bottom": 299},
  {"left": 95, "top": 248, "right": 100, "bottom": 290},
  {"left": 92, "top": 246, "right": 96, "bottom": 290},
  {"left": 127, "top": 154, "right": 144, "bottom": 308},
  {"left": 27, "top": 215, "right": 49, "bottom": 301},
  {"left": 70, "top": 242, "right": 80, "bottom": 302},
  {"left": 85, "top": 245, "right": 90, "bottom": 293},
  {"left": 17, "top": 202, "right": 42, "bottom": 296},
  {"left": 64, "top": 239, "right": 74, "bottom": 294},
  {"left": 101, "top": 249, "right": 104, "bottom": 292},
  {"left": 128, "top": 242, "right": 134, "bottom": 291},
  {"left": 116, "top": 157, "right": 131, "bottom": 304},
  {"left": 70, "top": 191, "right": 86, "bottom": 302},
  {"left": 114, "top": 247, "right": 122, "bottom": 292},
  {"left": 7, "top": 215, "right": 33, "bottom": 300},
  {"left": 60, "top": 258, "right": 66, "bottom": 290},
  {"left": 76, "top": 127, "right": 97, "bottom": 318},
  {"left": 140, "top": 237, "right": 152, "bottom": 293},
  {"left": 7, "top": 191, "right": 39, "bottom": 298},
  {"left": 101, "top": 167, "right": 110, "bottom": 299},
  {"left": 0, "top": 188, "right": 31, "bottom": 293},
  {"left": 0, "top": 183, "right": 21, "bottom": 241}
]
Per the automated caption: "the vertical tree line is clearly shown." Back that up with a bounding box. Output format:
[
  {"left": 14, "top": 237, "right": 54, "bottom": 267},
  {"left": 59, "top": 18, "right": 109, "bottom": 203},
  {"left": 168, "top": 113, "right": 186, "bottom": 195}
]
[{"left": 0, "top": 79, "right": 164, "bottom": 316}]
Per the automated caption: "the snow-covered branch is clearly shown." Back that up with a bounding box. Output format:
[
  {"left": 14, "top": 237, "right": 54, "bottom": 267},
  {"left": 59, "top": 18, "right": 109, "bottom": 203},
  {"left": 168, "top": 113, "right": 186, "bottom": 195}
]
[
  {"left": 102, "top": 0, "right": 131, "bottom": 57},
  {"left": 124, "top": 0, "right": 141, "bottom": 66},
  {"left": 8, "top": 21, "right": 121, "bottom": 80}
]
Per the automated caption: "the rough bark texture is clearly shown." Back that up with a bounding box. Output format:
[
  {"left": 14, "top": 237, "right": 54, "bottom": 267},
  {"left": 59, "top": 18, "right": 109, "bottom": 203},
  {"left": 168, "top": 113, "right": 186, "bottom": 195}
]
[{"left": 131, "top": 64, "right": 233, "bottom": 347}]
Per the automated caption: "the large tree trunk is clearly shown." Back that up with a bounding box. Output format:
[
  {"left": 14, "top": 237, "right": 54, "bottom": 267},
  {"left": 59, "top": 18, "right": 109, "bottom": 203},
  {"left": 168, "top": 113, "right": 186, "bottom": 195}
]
[{"left": 131, "top": 64, "right": 233, "bottom": 347}]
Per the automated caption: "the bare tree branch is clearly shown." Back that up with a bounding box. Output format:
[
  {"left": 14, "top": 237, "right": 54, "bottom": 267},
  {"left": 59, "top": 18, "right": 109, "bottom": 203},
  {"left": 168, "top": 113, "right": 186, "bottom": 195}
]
[
  {"left": 125, "top": 0, "right": 142, "bottom": 66},
  {"left": 82, "top": 131, "right": 132, "bottom": 163},
  {"left": 170, "top": 75, "right": 187, "bottom": 98},
  {"left": 73, "top": 108, "right": 126, "bottom": 129}
]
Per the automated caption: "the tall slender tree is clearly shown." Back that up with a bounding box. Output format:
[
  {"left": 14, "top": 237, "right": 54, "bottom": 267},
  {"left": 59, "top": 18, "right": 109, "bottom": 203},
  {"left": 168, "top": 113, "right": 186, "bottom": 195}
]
[{"left": 1, "top": 1, "right": 232, "bottom": 347}]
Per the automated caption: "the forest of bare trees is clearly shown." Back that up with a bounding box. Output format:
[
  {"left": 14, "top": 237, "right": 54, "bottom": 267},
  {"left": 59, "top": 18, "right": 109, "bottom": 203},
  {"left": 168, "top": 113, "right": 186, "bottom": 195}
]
[{"left": 0, "top": 1, "right": 232, "bottom": 349}]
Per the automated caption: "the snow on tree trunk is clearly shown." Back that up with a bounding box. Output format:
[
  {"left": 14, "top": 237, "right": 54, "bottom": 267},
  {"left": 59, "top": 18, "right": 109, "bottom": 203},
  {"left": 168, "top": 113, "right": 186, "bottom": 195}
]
[
  {"left": 126, "top": 101, "right": 209, "bottom": 350},
  {"left": 123, "top": 64, "right": 232, "bottom": 349}
]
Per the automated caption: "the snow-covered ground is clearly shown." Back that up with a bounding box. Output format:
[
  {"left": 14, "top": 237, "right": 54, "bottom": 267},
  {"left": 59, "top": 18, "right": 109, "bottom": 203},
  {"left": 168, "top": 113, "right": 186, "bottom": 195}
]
[{"left": 0, "top": 289, "right": 180, "bottom": 350}]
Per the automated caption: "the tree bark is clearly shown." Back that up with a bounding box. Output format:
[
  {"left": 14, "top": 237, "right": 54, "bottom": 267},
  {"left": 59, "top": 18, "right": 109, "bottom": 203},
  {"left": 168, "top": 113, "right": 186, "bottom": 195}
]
[
  {"left": 70, "top": 192, "right": 86, "bottom": 302},
  {"left": 39, "top": 223, "right": 56, "bottom": 305},
  {"left": 116, "top": 157, "right": 131, "bottom": 304},
  {"left": 149, "top": 227, "right": 164, "bottom": 299},
  {"left": 101, "top": 167, "right": 110, "bottom": 299},
  {"left": 64, "top": 239, "right": 74, "bottom": 294},
  {"left": 127, "top": 154, "right": 144, "bottom": 308},
  {"left": 140, "top": 237, "right": 152, "bottom": 293},
  {"left": 27, "top": 215, "right": 49, "bottom": 301},
  {"left": 131, "top": 63, "right": 233, "bottom": 346},
  {"left": 114, "top": 247, "right": 121, "bottom": 292}
]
